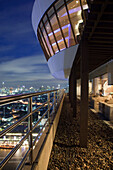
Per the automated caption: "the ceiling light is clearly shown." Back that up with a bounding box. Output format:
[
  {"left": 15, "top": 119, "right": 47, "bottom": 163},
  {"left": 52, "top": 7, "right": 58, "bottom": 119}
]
[
  {"left": 78, "top": 19, "right": 83, "bottom": 24},
  {"left": 75, "top": 23, "right": 79, "bottom": 29},
  {"left": 77, "top": 10, "right": 81, "bottom": 16}
]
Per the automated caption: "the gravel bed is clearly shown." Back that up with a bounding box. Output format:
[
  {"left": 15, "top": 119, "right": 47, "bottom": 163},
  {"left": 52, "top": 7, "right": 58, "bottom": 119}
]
[{"left": 48, "top": 96, "right": 113, "bottom": 170}]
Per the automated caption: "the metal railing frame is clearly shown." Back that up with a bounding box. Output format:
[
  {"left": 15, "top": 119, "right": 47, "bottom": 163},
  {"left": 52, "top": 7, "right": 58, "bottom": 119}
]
[{"left": 0, "top": 89, "right": 64, "bottom": 169}]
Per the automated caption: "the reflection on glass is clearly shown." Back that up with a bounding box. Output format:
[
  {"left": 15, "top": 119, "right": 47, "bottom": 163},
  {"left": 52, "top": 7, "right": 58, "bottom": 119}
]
[
  {"left": 55, "top": 0, "right": 64, "bottom": 10},
  {"left": 57, "top": 5, "right": 69, "bottom": 47},
  {"left": 48, "top": 9, "right": 59, "bottom": 53},
  {"left": 38, "top": 28, "right": 50, "bottom": 56},
  {"left": 67, "top": 0, "right": 82, "bottom": 39},
  {"left": 48, "top": 7, "right": 54, "bottom": 18},
  {"left": 50, "top": 13, "right": 65, "bottom": 51},
  {"left": 42, "top": 27, "right": 54, "bottom": 56},
  {"left": 46, "top": 21, "right": 56, "bottom": 46},
  {"left": 38, "top": 0, "right": 88, "bottom": 58}
]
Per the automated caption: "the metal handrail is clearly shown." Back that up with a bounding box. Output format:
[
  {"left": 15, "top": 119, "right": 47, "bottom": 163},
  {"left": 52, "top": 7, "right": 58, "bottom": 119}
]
[
  {"left": 0, "top": 89, "right": 64, "bottom": 169},
  {"left": 0, "top": 112, "right": 31, "bottom": 138},
  {"left": 0, "top": 89, "right": 57, "bottom": 106},
  {"left": 0, "top": 131, "right": 30, "bottom": 169},
  {"left": 32, "top": 100, "right": 48, "bottom": 114},
  {"left": 33, "top": 119, "right": 48, "bottom": 146},
  {"left": 16, "top": 148, "right": 31, "bottom": 170},
  {"left": 32, "top": 109, "right": 48, "bottom": 131}
]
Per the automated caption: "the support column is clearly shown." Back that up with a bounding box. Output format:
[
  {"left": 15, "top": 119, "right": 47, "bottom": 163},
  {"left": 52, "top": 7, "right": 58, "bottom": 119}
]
[
  {"left": 100, "top": 76, "right": 103, "bottom": 89},
  {"left": 93, "top": 78, "right": 95, "bottom": 95},
  {"left": 71, "top": 73, "right": 74, "bottom": 107},
  {"left": 80, "top": 35, "right": 89, "bottom": 148},
  {"left": 69, "top": 73, "right": 73, "bottom": 107},
  {"left": 73, "top": 68, "right": 77, "bottom": 117},
  {"left": 69, "top": 75, "right": 71, "bottom": 101}
]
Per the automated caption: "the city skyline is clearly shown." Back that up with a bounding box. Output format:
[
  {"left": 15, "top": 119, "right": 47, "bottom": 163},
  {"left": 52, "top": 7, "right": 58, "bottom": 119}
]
[{"left": 0, "top": 0, "right": 67, "bottom": 88}]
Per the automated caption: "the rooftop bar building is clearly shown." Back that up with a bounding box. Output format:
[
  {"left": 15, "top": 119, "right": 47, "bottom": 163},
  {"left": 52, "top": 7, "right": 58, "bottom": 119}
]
[
  {"left": 32, "top": 0, "right": 88, "bottom": 79},
  {"left": 32, "top": 0, "right": 113, "bottom": 148},
  {"left": 1, "top": 1, "right": 113, "bottom": 169}
]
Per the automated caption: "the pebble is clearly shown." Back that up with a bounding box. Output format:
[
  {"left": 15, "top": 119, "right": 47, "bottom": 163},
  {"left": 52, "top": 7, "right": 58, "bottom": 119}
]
[{"left": 47, "top": 96, "right": 113, "bottom": 169}]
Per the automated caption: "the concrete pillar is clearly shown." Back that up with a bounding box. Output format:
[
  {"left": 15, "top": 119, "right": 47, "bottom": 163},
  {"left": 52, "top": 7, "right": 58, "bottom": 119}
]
[
  {"left": 73, "top": 68, "right": 77, "bottom": 117},
  {"left": 69, "top": 73, "right": 73, "bottom": 107},
  {"left": 80, "top": 35, "right": 89, "bottom": 148},
  {"left": 100, "top": 76, "right": 103, "bottom": 89},
  {"left": 70, "top": 74, "right": 73, "bottom": 107},
  {"left": 93, "top": 78, "right": 95, "bottom": 95},
  {"left": 69, "top": 75, "right": 71, "bottom": 101}
]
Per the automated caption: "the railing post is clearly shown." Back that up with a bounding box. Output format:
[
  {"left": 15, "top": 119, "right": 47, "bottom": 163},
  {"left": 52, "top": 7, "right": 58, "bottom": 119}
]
[
  {"left": 48, "top": 93, "right": 50, "bottom": 127},
  {"left": 57, "top": 90, "right": 59, "bottom": 104},
  {"left": 80, "top": 35, "right": 89, "bottom": 148},
  {"left": 53, "top": 91, "right": 56, "bottom": 112},
  {"left": 28, "top": 97, "right": 33, "bottom": 164}
]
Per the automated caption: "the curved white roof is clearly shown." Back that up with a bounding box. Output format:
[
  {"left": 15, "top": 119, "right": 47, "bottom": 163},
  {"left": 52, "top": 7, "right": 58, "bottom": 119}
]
[
  {"left": 32, "top": 0, "right": 55, "bottom": 36},
  {"left": 48, "top": 45, "right": 79, "bottom": 79}
]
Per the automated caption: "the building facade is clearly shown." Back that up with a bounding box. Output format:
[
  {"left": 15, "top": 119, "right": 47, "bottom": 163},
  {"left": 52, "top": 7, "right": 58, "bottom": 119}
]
[{"left": 32, "top": 0, "right": 88, "bottom": 79}]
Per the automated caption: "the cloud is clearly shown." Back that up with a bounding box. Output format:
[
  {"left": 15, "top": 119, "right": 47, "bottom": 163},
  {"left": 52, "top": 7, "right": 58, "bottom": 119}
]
[
  {"left": 0, "top": 54, "right": 46, "bottom": 72},
  {"left": 0, "top": 0, "right": 69, "bottom": 89},
  {"left": 0, "top": 45, "right": 15, "bottom": 52},
  {"left": 0, "top": 19, "right": 33, "bottom": 42},
  {"left": 0, "top": 54, "right": 54, "bottom": 82}
]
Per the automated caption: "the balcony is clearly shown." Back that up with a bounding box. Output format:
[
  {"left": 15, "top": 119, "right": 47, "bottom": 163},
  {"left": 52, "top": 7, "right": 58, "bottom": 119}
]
[
  {"left": 1, "top": 0, "right": 113, "bottom": 169},
  {"left": 0, "top": 90, "right": 113, "bottom": 169},
  {"left": 0, "top": 89, "right": 65, "bottom": 169}
]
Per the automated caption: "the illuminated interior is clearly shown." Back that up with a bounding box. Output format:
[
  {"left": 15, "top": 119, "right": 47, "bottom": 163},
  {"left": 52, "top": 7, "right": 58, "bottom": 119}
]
[{"left": 37, "top": 0, "right": 88, "bottom": 60}]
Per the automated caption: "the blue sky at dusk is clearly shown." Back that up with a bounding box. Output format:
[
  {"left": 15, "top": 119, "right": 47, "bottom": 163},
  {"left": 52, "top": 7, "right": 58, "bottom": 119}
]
[{"left": 0, "top": 0, "right": 67, "bottom": 88}]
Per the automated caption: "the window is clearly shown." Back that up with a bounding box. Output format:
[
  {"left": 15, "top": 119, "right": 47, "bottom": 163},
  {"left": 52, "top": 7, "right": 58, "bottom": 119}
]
[{"left": 37, "top": 0, "right": 88, "bottom": 58}]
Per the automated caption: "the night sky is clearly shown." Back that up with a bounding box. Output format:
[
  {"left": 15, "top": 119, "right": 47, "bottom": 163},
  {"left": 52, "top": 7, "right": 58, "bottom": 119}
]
[{"left": 0, "top": 0, "right": 67, "bottom": 88}]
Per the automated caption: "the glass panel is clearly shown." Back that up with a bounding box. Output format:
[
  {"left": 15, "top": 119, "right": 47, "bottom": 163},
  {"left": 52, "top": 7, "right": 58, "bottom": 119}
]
[
  {"left": 45, "top": 20, "right": 58, "bottom": 53},
  {"left": 52, "top": 43, "right": 59, "bottom": 54},
  {"left": 47, "top": 7, "right": 54, "bottom": 18},
  {"left": 50, "top": 14, "right": 59, "bottom": 34},
  {"left": 67, "top": 0, "right": 83, "bottom": 41},
  {"left": 40, "top": 22, "right": 43, "bottom": 29},
  {"left": 45, "top": 20, "right": 51, "bottom": 35},
  {"left": 67, "top": 0, "right": 88, "bottom": 40},
  {"left": 38, "top": 0, "right": 89, "bottom": 56},
  {"left": 49, "top": 34, "right": 56, "bottom": 45},
  {"left": 43, "top": 15, "right": 47, "bottom": 25},
  {"left": 38, "top": 28, "right": 50, "bottom": 57},
  {"left": 58, "top": 39, "right": 65, "bottom": 51},
  {"left": 57, "top": 4, "right": 72, "bottom": 47},
  {"left": 66, "top": 0, "right": 72, "bottom": 2},
  {"left": 50, "top": 14, "right": 62, "bottom": 52},
  {"left": 42, "top": 27, "right": 54, "bottom": 56},
  {"left": 55, "top": 0, "right": 64, "bottom": 10}
]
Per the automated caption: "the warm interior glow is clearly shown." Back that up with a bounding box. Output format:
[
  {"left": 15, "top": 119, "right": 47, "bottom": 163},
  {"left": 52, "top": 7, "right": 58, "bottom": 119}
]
[{"left": 38, "top": 0, "right": 88, "bottom": 57}]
